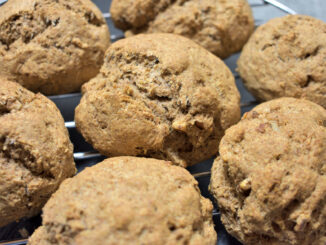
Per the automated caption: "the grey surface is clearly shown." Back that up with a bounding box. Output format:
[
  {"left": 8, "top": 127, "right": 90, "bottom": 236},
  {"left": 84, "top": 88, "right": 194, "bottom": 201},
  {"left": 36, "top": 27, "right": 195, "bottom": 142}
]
[{"left": 277, "top": 0, "right": 326, "bottom": 21}]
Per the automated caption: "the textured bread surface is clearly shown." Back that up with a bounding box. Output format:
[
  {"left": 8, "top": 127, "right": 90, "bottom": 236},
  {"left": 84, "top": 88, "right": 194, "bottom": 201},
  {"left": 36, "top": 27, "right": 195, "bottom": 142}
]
[
  {"left": 210, "top": 98, "right": 326, "bottom": 245},
  {"left": 28, "top": 156, "right": 216, "bottom": 245},
  {"left": 0, "top": 0, "right": 110, "bottom": 95},
  {"left": 75, "top": 33, "right": 240, "bottom": 167},
  {"left": 110, "top": 0, "right": 254, "bottom": 59},
  {"left": 0, "top": 79, "right": 76, "bottom": 227},
  {"left": 238, "top": 15, "right": 326, "bottom": 108}
]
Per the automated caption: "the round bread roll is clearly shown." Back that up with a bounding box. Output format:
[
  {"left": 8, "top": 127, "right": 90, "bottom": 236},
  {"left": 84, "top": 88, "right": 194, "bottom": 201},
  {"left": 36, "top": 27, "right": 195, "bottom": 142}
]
[
  {"left": 28, "top": 156, "right": 217, "bottom": 245},
  {"left": 238, "top": 15, "right": 326, "bottom": 109},
  {"left": 75, "top": 33, "right": 240, "bottom": 167},
  {"left": 0, "top": 0, "right": 110, "bottom": 95},
  {"left": 210, "top": 98, "right": 326, "bottom": 245},
  {"left": 110, "top": 0, "right": 254, "bottom": 59},
  {"left": 0, "top": 79, "right": 76, "bottom": 227}
]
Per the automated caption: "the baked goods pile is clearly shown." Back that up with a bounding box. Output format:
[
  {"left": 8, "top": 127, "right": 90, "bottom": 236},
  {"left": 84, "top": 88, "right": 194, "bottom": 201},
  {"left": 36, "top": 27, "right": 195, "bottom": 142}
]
[{"left": 0, "top": 0, "right": 325, "bottom": 244}]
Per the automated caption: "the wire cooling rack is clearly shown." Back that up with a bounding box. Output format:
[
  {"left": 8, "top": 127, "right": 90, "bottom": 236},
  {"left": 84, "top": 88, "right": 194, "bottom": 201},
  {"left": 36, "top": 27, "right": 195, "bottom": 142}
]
[{"left": 0, "top": 0, "right": 297, "bottom": 244}]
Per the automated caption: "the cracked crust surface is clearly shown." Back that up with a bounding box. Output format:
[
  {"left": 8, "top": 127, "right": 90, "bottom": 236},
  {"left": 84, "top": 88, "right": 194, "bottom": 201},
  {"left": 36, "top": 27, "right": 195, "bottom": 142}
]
[
  {"left": 110, "top": 0, "right": 254, "bottom": 59},
  {"left": 0, "top": 79, "right": 76, "bottom": 227},
  {"left": 209, "top": 98, "right": 326, "bottom": 245},
  {"left": 28, "top": 156, "right": 217, "bottom": 245},
  {"left": 0, "top": 0, "right": 110, "bottom": 95},
  {"left": 238, "top": 15, "right": 326, "bottom": 109},
  {"left": 75, "top": 33, "right": 240, "bottom": 167}
]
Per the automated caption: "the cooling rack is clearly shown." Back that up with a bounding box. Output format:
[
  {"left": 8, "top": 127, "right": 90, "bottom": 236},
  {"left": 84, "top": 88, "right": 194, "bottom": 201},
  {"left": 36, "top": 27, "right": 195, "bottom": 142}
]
[{"left": 0, "top": 0, "right": 297, "bottom": 244}]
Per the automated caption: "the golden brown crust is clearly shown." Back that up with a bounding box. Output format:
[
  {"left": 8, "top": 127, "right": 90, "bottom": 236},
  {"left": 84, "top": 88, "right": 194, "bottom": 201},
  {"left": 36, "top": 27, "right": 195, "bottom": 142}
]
[
  {"left": 0, "top": 79, "right": 76, "bottom": 227},
  {"left": 210, "top": 98, "right": 326, "bottom": 245},
  {"left": 28, "top": 156, "right": 217, "bottom": 245},
  {"left": 110, "top": 0, "right": 254, "bottom": 59},
  {"left": 0, "top": 0, "right": 110, "bottom": 95},
  {"left": 75, "top": 33, "right": 240, "bottom": 167},
  {"left": 238, "top": 15, "right": 326, "bottom": 109}
]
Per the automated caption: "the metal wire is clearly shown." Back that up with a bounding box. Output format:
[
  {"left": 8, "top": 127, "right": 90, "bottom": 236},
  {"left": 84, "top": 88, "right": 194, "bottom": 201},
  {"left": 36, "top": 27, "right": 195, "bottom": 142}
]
[
  {"left": 263, "top": 0, "right": 297, "bottom": 14},
  {"left": 192, "top": 171, "right": 211, "bottom": 178},
  {"left": 102, "top": 13, "right": 111, "bottom": 18},
  {"left": 64, "top": 121, "right": 76, "bottom": 128},
  {"left": 0, "top": 240, "right": 27, "bottom": 245},
  {"left": 73, "top": 151, "right": 101, "bottom": 160}
]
